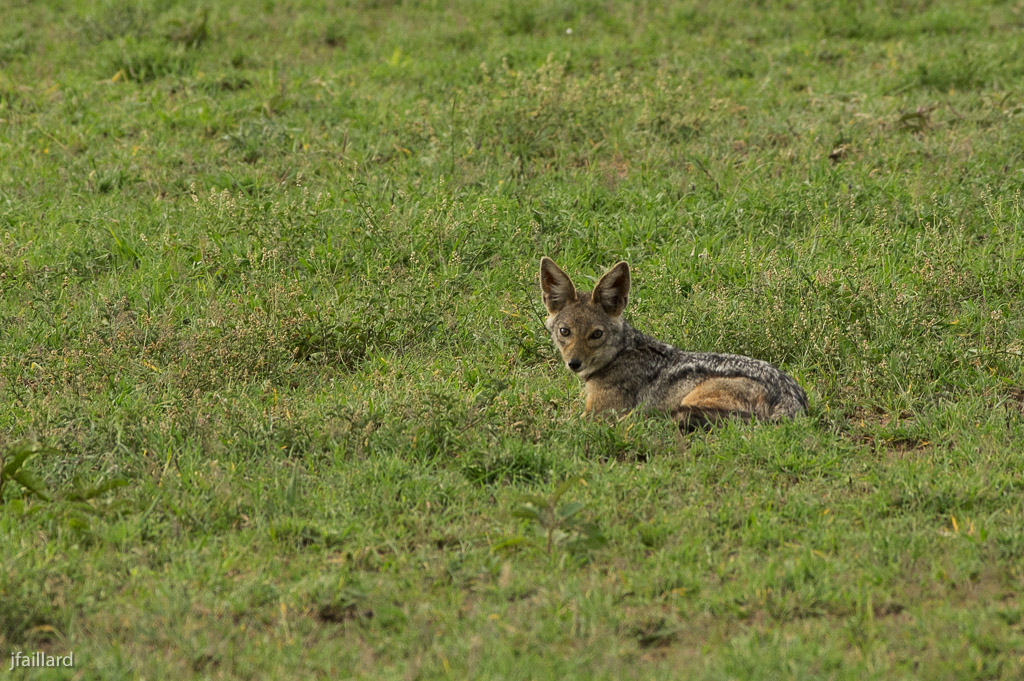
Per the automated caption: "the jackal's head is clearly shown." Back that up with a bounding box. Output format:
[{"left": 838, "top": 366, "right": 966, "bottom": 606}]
[{"left": 539, "top": 257, "right": 630, "bottom": 380}]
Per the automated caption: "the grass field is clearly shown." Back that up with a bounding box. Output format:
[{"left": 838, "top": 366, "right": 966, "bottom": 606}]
[{"left": 3, "top": 0, "right": 1024, "bottom": 678}]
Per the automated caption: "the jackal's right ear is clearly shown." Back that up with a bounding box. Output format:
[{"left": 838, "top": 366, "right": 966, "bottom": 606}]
[
  {"left": 592, "top": 261, "right": 630, "bottom": 317},
  {"left": 539, "top": 257, "right": 577, "bottom": 314}
]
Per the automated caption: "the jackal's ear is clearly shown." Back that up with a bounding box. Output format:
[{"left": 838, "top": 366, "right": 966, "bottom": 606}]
[
  {"left": 540, "top": 257, "right": 577, "bottom": 314},
  {"left": 593, "top": 261, "right": 630, "bottom": 317}
]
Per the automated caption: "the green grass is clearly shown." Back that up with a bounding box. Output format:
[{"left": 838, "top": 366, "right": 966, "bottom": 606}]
[{"left": 2, "top": 0, "right": 1024, "bottom": 678}]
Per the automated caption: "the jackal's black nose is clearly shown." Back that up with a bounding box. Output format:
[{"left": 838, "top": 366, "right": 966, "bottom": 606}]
[{"left": 567, "top": 359, "right": 582, "bottom": 372}]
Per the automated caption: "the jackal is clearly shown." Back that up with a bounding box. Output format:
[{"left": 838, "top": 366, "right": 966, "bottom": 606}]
[{"left": 539, "top": 257, "right": 807, "bottom": 430}]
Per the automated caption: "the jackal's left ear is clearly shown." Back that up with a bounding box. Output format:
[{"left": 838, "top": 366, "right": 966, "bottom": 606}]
[
  {"left": 593, "top": 261, "right": 630, "bottom": 317},
  {"left": 540, "top": 257, "right": 578, "bottom": 314}
]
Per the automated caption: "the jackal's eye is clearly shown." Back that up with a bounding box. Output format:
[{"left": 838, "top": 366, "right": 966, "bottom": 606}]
[
  {"left": 559, "top": 327, "right": 571, "bottom": 337},
  {"left": 590, "top": 329, "right": 603, "bottom": 339}
]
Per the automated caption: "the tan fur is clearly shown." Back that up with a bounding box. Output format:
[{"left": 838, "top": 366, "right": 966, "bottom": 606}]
[
  {"left": 679, "top": 377, "right": 768, "bottom": 413},
  {"left": 584, "top": 384, "right": 631, "bottom": 413}
]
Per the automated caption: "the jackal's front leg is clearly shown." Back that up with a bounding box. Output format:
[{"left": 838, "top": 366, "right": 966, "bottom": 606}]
[{"left": 584, "top": 384, "right": 631, "bottom": 414}]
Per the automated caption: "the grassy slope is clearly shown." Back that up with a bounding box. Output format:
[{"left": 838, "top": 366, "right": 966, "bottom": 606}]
[{"left": 2, "top": 0, "right": 1024, "bottom": 678}]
